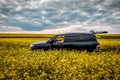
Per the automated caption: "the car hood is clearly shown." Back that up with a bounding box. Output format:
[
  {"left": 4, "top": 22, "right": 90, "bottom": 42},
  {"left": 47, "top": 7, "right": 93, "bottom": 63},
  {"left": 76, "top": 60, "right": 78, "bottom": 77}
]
[{"left": 31, "top": 41, "right": 47, "bottom": 45}]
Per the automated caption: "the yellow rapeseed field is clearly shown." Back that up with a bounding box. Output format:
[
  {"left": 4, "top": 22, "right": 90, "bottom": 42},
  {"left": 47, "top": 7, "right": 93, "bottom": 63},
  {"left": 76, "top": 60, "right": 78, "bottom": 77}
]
[{"left": 0, "top": 34, "right": 120, "bottom": 79}]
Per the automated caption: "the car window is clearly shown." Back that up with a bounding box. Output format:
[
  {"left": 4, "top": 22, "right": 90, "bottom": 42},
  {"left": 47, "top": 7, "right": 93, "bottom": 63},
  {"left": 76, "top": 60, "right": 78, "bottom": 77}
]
[
  {"left": 79, "top": 34, "right": 96, "bottom": 41},
  {"left": 64, "top": 34, "right": 96, "bottom": 42},
  {"left": 64, "top": 34, "right": 80, "bottom": 42},
  {"left": 55, "top": 35, "right": 64, "bottom": 43}
]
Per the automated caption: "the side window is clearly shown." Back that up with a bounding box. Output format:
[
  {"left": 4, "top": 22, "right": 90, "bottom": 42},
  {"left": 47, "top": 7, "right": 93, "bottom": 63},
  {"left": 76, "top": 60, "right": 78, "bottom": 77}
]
[
  {"left": 64, "top": 35, "right": 80, "bottom": 42},
  {"left": 55, "top": 35, "right": 64, "bottom": 44},
  {"left": 79, "top": 34, "right": 96, "bottom": 41}
]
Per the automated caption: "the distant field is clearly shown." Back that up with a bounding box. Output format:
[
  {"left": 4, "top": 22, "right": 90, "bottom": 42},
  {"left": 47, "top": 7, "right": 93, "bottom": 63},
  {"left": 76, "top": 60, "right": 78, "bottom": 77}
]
[
  {"left": 0, "top": 33, "right": 54, "bottom": 38},
  {"left": 96, "top": 34, "right": 120, "bottom": 39},
  {"left": 0, "top": 33, "right": 120, "bottom": 39},
  {"left": 0, "top": 34, "right": 120, "bottom": 79}
]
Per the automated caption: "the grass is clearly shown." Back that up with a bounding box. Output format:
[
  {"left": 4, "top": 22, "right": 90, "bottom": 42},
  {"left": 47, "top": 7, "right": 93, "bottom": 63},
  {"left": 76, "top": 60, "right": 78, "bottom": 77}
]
[{"left": 0, "top": 34, "right": 120, "bottom": 79}]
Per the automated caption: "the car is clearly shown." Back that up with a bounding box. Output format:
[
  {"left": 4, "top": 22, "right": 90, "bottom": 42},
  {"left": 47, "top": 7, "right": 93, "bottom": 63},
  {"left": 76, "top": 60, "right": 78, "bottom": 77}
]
[{"left": 30, "top": 31, "right": 107, "bottom": 51}]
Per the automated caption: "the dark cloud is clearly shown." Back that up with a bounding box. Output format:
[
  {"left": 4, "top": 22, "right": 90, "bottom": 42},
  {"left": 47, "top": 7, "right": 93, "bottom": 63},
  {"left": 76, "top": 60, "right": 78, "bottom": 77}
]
[
  {"left": 0, "top": 0, "right": 120, "bottom": 33},
  {"left": 105, "top": 1, "right": 120, "bottom": 11}
]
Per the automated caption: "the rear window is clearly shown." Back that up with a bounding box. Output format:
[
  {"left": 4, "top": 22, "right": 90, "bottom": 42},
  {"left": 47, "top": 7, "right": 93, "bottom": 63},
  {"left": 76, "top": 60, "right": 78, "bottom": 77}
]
[{"left": 79, "top": 34, "right": 96, "bottom": 41}]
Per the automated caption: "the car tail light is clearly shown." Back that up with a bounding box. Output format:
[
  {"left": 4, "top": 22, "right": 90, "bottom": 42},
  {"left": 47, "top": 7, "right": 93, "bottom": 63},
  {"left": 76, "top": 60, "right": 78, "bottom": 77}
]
[
  {"left": 96, "top": 42, "right": 101, "bottom": 51},
  {"left": 97, "top": 42, "right": 100, "bottom": 47}
]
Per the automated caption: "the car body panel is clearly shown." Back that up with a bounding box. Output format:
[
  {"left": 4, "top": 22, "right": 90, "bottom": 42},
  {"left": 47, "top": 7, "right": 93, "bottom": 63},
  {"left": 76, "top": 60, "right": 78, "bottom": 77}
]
[{"left": 30, "top": 33, "right": 99, "bottom": 51}]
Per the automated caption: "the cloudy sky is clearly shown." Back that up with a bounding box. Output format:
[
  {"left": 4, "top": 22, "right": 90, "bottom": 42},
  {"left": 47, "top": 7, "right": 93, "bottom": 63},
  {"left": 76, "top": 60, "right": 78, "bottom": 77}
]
[{"left": 0, "top": 0, "right": 120, "bottom": 33}]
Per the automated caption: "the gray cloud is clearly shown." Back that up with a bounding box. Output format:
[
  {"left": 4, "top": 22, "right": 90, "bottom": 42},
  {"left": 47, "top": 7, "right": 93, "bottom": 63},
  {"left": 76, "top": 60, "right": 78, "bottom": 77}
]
[
  {"left": 0, "top": 0, "right": 120, "bottom": 33},
  {"left": 104, "top": 0, "right": 120, "bottom": 11},
  {"left": 0, "top": 25, "right": 23, "bottom": 32}
]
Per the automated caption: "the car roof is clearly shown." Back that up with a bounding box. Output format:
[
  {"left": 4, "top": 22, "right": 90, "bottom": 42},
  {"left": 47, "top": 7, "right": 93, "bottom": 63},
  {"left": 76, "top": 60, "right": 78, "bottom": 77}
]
[{"left": 56, "top": 33, "right": 92, "bottom": 36}]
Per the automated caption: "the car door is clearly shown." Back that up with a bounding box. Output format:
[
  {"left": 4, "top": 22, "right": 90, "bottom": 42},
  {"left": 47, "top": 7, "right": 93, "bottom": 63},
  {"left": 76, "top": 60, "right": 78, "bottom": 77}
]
[
  {"left": 51, "top": 35, "right": 65, "bottom": 49},
  {"left": 63, "top": 34, "right": 80, "bottom": 49}
]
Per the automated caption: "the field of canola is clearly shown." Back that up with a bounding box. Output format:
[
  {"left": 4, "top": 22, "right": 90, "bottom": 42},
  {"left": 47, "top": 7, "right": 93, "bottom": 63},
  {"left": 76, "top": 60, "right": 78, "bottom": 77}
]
[{"left": 0, "top": 34, "right": 120, "bottom": 79}]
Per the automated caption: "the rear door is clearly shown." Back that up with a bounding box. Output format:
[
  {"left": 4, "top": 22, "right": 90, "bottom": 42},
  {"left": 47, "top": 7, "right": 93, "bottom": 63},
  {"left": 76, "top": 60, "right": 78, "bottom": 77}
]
[{"left": 63, "top": 34, "right": 80, "bottom": 49}]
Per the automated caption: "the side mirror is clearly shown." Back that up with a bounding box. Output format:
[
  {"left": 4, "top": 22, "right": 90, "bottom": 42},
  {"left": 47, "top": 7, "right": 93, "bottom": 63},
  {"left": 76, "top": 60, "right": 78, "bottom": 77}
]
[{"left": 49, "top": 39, "right": 54, "bottom": 44}]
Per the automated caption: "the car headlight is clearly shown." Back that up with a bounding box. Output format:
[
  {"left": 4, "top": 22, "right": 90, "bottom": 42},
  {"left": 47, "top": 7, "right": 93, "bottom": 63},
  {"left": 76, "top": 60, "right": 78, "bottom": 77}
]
[{"left": 30, "top": 44, "right": 34, "bottom": 48}]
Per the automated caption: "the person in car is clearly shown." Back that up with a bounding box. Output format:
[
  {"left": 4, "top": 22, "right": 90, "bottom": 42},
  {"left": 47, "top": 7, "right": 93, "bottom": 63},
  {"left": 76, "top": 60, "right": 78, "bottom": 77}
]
[{"left": 57, "top": 36, "right": 64, "bottom": 44}]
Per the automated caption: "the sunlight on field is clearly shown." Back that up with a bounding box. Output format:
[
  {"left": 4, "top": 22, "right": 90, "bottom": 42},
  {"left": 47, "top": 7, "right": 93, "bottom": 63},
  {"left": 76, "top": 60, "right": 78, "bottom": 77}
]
[
  {"left": 0, "top": 33, "right": 54, "bottom": 38},
  {"left": 0, "top": 34, "right": 120, "bottom": 79}
]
